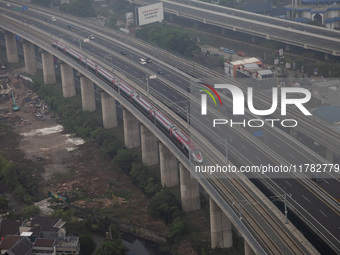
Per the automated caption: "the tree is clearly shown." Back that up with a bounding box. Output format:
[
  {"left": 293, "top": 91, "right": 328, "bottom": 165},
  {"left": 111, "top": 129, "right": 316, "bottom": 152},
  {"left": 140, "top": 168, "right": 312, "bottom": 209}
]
[
  {"left": 112, "top": 149, "right": 136, "bottom": 172},
  {"left": 96, "top": 240, "right": 127, "bottom": 255},
  {"left": 96, "top": 225, "right": 127, "bottom": 255},
  {"left": 79, "top": 234, "right": 96, "bottom": 255},
  {"left": 106, "top": 15, "right": 117, "bottom": 29},
  {"left": 0, "top": 196, "right": 9, "bottom": 213},
  {"left": 22, "top": 205, "right": 40, "bottom": 219},
  {"left": 168, "top": 216, "right": 186, "bottom": 242},
  {"left": 147, "top": 190, "right": 181, "bottom": 223}
]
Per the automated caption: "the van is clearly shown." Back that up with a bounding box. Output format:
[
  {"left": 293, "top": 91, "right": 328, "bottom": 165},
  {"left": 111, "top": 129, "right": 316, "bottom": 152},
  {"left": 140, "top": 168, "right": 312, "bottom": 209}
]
[{"left": 139, "top": 58, "right": 146, "bottom": 65}]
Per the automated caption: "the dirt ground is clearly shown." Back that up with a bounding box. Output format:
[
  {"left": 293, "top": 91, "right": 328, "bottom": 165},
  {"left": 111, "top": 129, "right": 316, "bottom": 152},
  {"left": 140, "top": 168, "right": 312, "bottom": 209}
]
[
  {"left": 0, "top": 68, "right": 167, "bottom": 233},
  {"left": 0, "top": 66, "right": 212, "bottom": 254}
]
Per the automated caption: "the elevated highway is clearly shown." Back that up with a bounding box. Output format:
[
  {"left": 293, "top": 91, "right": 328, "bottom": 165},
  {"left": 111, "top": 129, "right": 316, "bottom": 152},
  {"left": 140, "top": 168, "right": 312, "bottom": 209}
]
[
  {"left": 128, "top": 0, "right": 340, "bottom": 161},
  {"left": 0, "top": 2, "right": 339, "bottom": 254},
  {"left": 129, "top": 0, "right": 340, "bottom": 56}
]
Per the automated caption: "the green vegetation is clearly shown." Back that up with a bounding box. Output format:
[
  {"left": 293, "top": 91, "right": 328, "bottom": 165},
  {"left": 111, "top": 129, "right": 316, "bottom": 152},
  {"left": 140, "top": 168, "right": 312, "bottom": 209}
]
[
  {"left": 31, "top": 0, "right": 53, "bottom": 7},
  {"left": 0, "top": 153, "right": 37, "bottom": 203},
  {"left": 106, "top": 15, "right": 118, "bottom": 29},
  {"left": 135, "top": 24, "right": 201, "bottom": 57},
  {"left": 60, "top": 0, "right": 95, "bottom": 17},
  {"left": 96, "top": 225, "right": 127, "bottom": 255},
  {"left": 147, "top": 190, "right": 181, "bottom": 224},
  {"left": 0, "top": 196, "right": 9, "bottom": 213},
  {"left": 111, "top": 0, "right": 130, "bottom": 21},
  {"left": 96, "top": 239, "right": 127, "bottom": 255},
  {"left": 79, "top": 234, "right": 96, "bottom": 255},
  {"left": 22, "top": 205, "right": 40, "bottom": 220},
  {"left": 129, "top": 162, "right": 162, "bottom": 197},
  {"left": 112, "top": 149, "right": 137, "bottom": 172}
]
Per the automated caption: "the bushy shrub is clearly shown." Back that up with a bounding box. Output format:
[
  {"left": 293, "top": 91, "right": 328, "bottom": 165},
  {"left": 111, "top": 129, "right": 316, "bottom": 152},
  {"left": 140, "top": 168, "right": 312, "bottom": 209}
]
[{"left": 147, "top": 190, "right": 181, "bottom": 223}]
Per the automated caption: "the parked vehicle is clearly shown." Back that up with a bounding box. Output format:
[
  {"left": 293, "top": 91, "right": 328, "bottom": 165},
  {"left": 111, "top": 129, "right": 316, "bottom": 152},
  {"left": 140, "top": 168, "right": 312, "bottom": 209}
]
[
  {"left": 51, "top": 17, "right": 57, "bottom": 22},
  {"left": 120, "top": 50, "right": 127, "bottom": 55},
  {"left": 224, "top": 48, "right": 235, "bottom": 55},
  {"left": 89, "top": 35, "right": 95, "bottom": 40},
  {"left": 238, "top": 51, "right": 246, "bottom": 57}
]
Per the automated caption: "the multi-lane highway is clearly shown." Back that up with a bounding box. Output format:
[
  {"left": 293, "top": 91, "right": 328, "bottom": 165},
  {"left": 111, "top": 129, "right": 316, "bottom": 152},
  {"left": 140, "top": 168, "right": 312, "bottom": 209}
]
[
  {"left": 0, "top": 2, "right": 339, "bottom": 253},
  {"left": 130, "top": 0, "right": 340, "bottom": 55}
]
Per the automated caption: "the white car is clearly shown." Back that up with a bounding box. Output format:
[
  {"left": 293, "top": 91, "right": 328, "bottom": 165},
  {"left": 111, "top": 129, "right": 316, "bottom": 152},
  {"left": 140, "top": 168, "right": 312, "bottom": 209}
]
[
  {"left": 51, "top": 17, "right": 57, "bottom": 22},
  {"left": 6, "top": 3, "right": 11, "bottom": 7},
  {"left": 89, "top": 35, "right": 95, "bottom": 40},
  {"left": 139, "top": 58, "right": 146, "bottom": 65}
]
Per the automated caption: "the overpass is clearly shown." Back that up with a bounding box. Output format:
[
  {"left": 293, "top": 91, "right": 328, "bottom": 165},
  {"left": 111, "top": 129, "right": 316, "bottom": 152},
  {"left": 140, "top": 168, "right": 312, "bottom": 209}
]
[
  {"left": 129, "top": 0, "right": 340, "bottom": 56},
  {"left": 0, "top": 2, "right": 336, "bottom": 254},
  {"left": 128, "top": 0, "right": 340, "bottom": 163}
]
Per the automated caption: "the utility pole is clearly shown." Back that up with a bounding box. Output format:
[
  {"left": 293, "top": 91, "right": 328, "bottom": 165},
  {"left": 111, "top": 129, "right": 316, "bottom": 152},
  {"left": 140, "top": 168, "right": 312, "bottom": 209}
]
[{"left": 271, "top": 187, "right": 292, "bottom": 224}]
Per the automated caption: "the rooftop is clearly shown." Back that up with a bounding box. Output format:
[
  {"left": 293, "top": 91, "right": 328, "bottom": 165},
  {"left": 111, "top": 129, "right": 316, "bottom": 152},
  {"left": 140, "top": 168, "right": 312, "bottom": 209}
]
[{"left": 0, "top": 235, "right": 20, "bottom": 250}]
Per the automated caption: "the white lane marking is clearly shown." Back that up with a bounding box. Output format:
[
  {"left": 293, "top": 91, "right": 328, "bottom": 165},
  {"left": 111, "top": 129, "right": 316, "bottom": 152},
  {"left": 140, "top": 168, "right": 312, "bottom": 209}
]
[
  {"left": 176, "top": 79, "right": 182, "bottom": 83},
  {"left": 288, "top": 153, "right": 295, "bottom": 159},
  {"left": 241, "top": 144, "right": 247, "bottom": 149},
  {"left": 255, "top": 155, "right": 261, "bottom": 161},
  {"left": 319, "top": 210, "right": 327, "bottom": 217},
  {"left": 301, "top": 195, "right": 310, "bottom": 203},
  {"left": 284, "top": 180, "right": 292, "bottom": 187},
  {"left": 322, "top": 179, "right": 329, "bottom": 184}
]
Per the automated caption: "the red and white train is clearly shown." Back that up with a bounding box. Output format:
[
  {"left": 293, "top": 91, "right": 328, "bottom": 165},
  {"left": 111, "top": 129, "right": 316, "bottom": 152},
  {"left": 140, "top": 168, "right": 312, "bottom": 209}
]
[{"left": 52, "top": 41, "right": 203, "bottom": 163}]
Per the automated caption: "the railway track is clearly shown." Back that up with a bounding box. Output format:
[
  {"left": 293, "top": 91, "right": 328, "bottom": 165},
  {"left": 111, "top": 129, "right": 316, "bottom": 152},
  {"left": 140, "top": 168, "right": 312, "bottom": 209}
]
[
  {"left": 0, "top": 10, "right": 324, "bottom": 254},
  {"left": 5, "top": 1, "right": 340, "bottom": 157}
]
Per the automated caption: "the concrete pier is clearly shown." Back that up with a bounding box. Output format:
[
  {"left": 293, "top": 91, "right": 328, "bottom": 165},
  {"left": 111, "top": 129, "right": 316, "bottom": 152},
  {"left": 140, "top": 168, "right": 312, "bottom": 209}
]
[
  {"left": 23, "top": 41, "right": 37, "bottom": 74},
  {"left": 244, "top": 240, "right": 255, "bottom": 255},
  {"left": 80, "top": 76, "right": 96, "bottom": 112},
  {"left": 140, "top": 125, "right": 159, "bottom": 166},
  {"left": 210, "top": 197, "right": 233, "bottom": 248},
  {"left": 159, "top": 143, "right": 178, "bottom": 187},
  {"left": 101, "top": 91, "right": 117, "bottom": 129},
  {"left": 5, "top": 31, "right": 18, "bottom": 63},
  {"left": 123, "top": 109, "right": 140, "bottom": 148},
  {"left": 41, "top": 51, "right": 56, "bottom": 84},
  {"left": 60, "top": 63, "right": 76, "bottom": 98},
  {"left": 179, "top": 164, "right": 200, "bottom": 212}
]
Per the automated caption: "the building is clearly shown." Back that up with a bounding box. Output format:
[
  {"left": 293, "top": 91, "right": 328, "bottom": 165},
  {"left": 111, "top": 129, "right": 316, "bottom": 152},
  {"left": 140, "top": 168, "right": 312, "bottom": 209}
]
[
  {"left": 312, "top": 79, "right": 340, "bottom": 105},
  {"left": 285, "top": 0, "right": 340, "bottom": 29},
  {"left": 0, "top": 217, "right": 79, "bottom": 255},
  {"left": 224, "top": 57, "right": 263, "bottom": 78}
]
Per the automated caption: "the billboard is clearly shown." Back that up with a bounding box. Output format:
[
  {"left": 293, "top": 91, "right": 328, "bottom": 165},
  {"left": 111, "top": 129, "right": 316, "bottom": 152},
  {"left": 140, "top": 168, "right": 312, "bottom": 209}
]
[
  {"left": 126, "top": 12, "right": 133, "bottom": 25},
  {"left": 137, "top": 2, "right": 164, "bottom": 26}
]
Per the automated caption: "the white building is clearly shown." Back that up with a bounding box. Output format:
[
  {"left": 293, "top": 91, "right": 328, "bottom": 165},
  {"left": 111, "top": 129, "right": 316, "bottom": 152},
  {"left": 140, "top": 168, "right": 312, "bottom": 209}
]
[{"left": 285, "top": 0, "right": 340, "bottom": 29}]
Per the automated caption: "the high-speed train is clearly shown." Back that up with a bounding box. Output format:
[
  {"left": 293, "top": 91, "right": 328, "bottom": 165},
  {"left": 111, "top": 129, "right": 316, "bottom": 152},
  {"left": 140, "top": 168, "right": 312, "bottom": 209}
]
[{"left": 52, "top": 41, "right": 203, "bottom": 163}]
